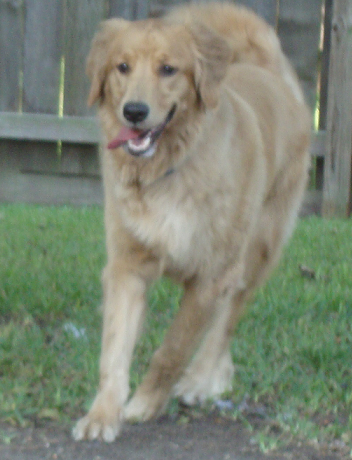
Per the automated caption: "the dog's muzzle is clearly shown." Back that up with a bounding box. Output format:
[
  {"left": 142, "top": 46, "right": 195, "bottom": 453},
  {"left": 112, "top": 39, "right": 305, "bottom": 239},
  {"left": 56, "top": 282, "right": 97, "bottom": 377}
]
[{"left": 108, "top": 104, "right": 177, "bottom": 158}]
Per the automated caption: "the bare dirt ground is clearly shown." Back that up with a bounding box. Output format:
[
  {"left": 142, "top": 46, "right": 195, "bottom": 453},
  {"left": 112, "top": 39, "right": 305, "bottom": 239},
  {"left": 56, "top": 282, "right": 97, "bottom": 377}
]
[{"left": 0, "top": 413, "right": 348, "bottom": 460}]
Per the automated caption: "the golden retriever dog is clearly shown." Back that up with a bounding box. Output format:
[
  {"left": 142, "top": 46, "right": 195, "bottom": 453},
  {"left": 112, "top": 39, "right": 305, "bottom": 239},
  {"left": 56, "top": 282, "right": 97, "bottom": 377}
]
[{"left": 73, "top": 2, "right": 310, "bottom": 442}]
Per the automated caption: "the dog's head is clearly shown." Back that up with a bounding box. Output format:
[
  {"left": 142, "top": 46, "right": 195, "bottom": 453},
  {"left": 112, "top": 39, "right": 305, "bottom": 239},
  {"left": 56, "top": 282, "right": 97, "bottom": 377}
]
[{"left": 86, "top": 17, "right": 231, "bottom": 159}]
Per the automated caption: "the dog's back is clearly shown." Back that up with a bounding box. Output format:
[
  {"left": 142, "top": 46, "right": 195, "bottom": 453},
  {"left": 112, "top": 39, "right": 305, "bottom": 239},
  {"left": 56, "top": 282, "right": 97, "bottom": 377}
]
[{"left": 167, "top": 2, "right": 304, "bottom": 102}]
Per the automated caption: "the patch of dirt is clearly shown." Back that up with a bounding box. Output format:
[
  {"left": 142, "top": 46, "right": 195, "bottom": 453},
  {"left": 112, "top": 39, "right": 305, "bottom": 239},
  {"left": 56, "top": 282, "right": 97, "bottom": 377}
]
[{"left": 0, "top": 415, "right": 348, "bottom": 460}]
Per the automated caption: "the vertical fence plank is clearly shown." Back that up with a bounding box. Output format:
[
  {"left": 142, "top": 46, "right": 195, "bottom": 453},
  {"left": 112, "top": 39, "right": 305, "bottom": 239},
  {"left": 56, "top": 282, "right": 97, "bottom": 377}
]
[
  {"left": 322, "top": 0, "right": 352, "bottom": 217},
  {"left": 0, "top": 0, "right": 22, "bottom": 112},
  {"left": 22, "top": 0, "right": 63, "bottom": 114},
  {"left": 59, "top": 0, "right": 106, "bottom": 204},
  {"left": 277, "top": 0, "right": 323, "bottom": 111},
  {"left": 109, "top": 0, "right": 150, "bottom": 19},
  {"left": 237, "top": 0, "right": 278, "bottom": 26},
  {"left": 149, "top": 0, "right": 277, "bottom": 23},
  {"left": 0, "top": 0, "right": 23, "bottom": 202},
  {"left": 319, "top": 0, "right": 333, "bottom": 131},
  {"left": 314, "top": 0, "right": 334, "bottom": 191},
  {"left": 22, "top": 0, "right": 63, "bottom": 162},
  {"left": 1, "top": 0, "right": 64, "bottom": 203},
  {"left": 134, "top": 0, "right": 150, "bottom": 19},
  {"left": 109, "top": 0, "right": 131, "bottom": 19},
  {"left": 63, "top": 1, "right": 106, "bottom": 117},
  {"left": 18, "top": 0, "right": 64, "bottom": 203}
]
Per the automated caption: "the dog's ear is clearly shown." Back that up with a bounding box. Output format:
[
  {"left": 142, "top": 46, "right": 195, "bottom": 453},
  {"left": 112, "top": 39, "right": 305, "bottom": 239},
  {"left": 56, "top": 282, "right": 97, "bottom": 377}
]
[
  {"left": 86, "top": 18, "right": 128, "bottom": 106},
  {"left": 191, "top": 23, "right": 232, "bottom": 109}
]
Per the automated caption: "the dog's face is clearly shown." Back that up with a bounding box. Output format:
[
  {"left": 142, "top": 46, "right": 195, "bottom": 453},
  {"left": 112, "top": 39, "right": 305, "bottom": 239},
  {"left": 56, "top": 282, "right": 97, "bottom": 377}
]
[{"left": 87, "top": 18, "right": 231, "bottom": 158}]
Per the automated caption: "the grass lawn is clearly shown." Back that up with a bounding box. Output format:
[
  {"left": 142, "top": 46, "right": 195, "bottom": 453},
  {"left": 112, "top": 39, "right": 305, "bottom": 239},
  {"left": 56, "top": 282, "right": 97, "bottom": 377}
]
[{"left": 0, "top": 204, "right": 351, "bottom": 450}]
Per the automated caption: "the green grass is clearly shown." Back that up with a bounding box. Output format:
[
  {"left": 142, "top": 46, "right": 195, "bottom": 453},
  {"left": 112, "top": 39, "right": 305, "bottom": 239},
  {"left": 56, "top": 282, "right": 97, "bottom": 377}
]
[{"left": 0, "top": 204, "right": 351, "bottom": 449}]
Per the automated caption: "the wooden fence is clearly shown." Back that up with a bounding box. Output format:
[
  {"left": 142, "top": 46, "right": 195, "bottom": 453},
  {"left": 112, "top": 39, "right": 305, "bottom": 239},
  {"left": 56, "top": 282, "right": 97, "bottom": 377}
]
[{"left": 0, "top": 0, "right": 351, "bottom": 216}]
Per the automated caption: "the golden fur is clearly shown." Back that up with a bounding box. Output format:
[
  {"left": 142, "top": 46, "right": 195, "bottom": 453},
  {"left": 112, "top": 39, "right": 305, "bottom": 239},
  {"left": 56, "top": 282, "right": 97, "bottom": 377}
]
[{"left": 73, "top": 3, "right": 311, "bottom": 442}]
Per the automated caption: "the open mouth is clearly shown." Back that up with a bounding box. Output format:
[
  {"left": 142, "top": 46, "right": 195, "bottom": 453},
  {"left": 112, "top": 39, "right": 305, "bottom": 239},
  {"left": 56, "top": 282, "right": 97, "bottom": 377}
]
[{"left": 108, "top": 104, "right": 176, "bottom": 157}]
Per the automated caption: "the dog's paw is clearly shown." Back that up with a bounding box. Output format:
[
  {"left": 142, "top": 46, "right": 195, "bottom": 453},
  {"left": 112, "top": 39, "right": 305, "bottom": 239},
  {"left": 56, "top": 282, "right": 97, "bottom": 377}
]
[
  {"left": 174, "top": 353, "right": 235, "bottom": 405},
  {"left": 124, "top": 388, "right": 168, "bottom": 422},
  {"left": 72, "top": 394, "right": 123, "bottom": 442},
  {"left": 72, "top": 415, "right": 120, "bottom": 442}
]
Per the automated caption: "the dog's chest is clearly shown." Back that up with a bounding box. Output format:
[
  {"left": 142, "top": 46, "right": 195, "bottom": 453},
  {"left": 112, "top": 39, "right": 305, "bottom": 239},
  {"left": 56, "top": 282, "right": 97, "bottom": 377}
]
[{"left": 121, "top": 187, "right": 202, "bottom": 269}]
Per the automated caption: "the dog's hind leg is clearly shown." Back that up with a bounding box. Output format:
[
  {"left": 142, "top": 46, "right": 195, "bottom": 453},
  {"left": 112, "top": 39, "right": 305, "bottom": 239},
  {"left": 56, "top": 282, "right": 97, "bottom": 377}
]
[
  {"left": 172, "top": 232, "right": 283, "bottom": 407},
  {"left": 173, "top": 294, "right": 239, "bottom": 405},
  {"left": 174, "top": 180, "right": 308, "bottom": 406}
]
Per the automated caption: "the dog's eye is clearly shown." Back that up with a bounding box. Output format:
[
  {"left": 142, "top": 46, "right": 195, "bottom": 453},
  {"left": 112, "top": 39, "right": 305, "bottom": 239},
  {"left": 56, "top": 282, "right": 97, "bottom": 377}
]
[
  {"left": 159, "top": 64, "right": 178, "bottom": 77},
  {"left": 117, "top": 62, "right": 130, "bottom": 74}
]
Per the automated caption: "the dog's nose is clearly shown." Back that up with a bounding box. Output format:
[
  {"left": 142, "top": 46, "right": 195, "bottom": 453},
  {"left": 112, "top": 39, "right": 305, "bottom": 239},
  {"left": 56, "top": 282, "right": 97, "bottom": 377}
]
[{"left": 123, "top": 102, "right": 150, "bottom": 124}]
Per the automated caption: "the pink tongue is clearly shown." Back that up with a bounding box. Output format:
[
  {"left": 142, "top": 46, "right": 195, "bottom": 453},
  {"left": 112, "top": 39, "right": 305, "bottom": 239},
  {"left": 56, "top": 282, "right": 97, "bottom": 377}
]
[{"left": 107, "top": 127, "right": 143, "bottom": 149}]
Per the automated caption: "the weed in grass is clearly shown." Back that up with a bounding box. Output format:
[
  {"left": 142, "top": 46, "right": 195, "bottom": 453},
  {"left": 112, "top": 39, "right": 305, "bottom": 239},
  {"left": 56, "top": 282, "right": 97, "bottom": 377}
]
[{"left": 0, "top": 205, "right": 351, "bottom": 448}]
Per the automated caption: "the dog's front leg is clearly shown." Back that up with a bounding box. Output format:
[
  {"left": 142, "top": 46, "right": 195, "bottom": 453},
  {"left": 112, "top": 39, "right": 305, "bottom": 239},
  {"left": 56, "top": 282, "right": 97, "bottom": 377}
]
[{"left": 73, "top": 264, "right": 146, "bottom": 442}]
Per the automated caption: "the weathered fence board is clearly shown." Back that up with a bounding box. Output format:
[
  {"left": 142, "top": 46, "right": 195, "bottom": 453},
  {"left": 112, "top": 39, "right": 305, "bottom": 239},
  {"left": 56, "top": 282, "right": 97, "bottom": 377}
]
[
  {"left": 319, "top": 0, "right": 333, "bottom": 131},
  {"left": 0, "top": 0, "right": 22, "bottom": 112},
  {"left": 19, "top": 0, "right": 64, "bottom": 201},
  {"left": 237, "top": 0, "right": 277, "bottom": 25},
  {"left": 22, "top": 0, "right": 63, "bottom": 114},
  {"left": 0, "top": 0, "right": 23, "bottom": 206},
  {"left": 0, "top": 110, "right": 324, "bottom": 154},
  {"left": 111, "top": 0, "right": 150, "bottom": 19},
  {"left": 0, "top": 150, "right": 102, "bottom": 206},
  {"left": 148, "top": 0, "right": 277, "bottom": 23},
  {"left": 277, "top": 0, "right": 323, "bottom": 110},
  {"left": 315, "top": 0, "right": 333, "bottom": 191},
  {"left": 0, "top": 113, "right": 99, "bottom": 144},
  {"left": 322, "top": 0, "right": 352, "bottom": 217},
  {"left": 109, "top": 0, "right": 131, "bottom": 19},
  {"left": 61, "top": 0, "right": 105, "bottom": 201},
  {"left": 63, "top": 0, "right": 105, "bottom": 117}
]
